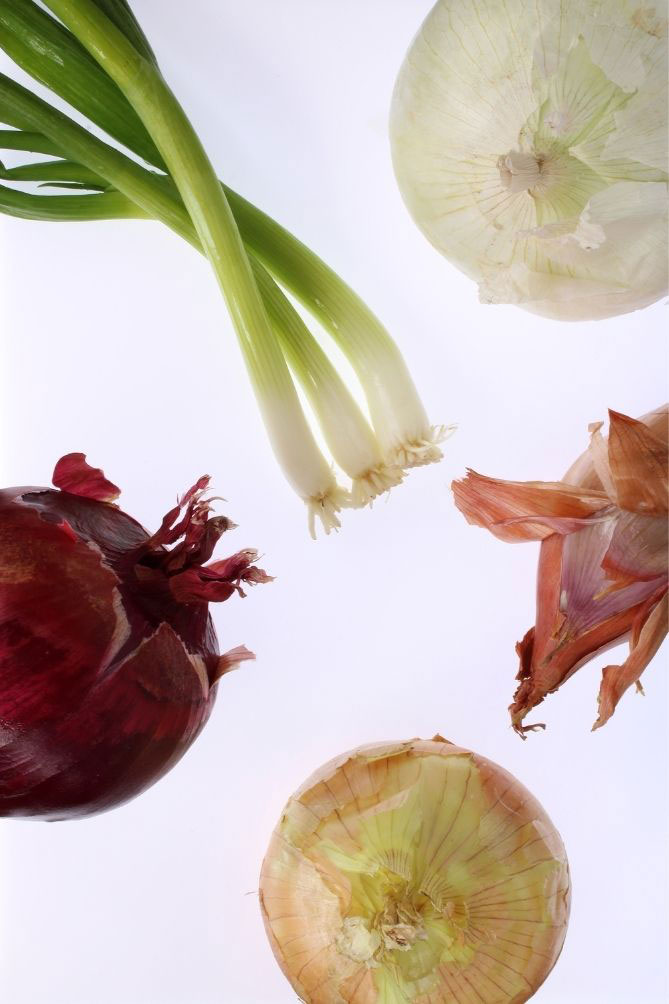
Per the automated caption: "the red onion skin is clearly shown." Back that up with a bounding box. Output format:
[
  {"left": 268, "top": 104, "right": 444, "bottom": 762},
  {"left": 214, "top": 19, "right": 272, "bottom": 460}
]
[{"left": 0, "top": 462, "right": 266, "bottom": 821}]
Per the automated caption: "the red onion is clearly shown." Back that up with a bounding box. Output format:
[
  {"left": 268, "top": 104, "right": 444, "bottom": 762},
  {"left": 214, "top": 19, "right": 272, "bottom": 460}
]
[{"left": 0, "top": 454, "right": 271, "bottom": 821}]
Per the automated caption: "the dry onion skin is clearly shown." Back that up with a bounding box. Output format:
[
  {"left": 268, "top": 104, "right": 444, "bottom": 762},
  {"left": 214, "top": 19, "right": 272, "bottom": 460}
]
[
  {"left": 390, "top": 0, "right": 668, "bottom": 321},
  {"left": 260, "top": 737, "right": 570, "bottom": 1003},
  {"left": 452, "top": 406, "right": 668, "bottom": 734}
]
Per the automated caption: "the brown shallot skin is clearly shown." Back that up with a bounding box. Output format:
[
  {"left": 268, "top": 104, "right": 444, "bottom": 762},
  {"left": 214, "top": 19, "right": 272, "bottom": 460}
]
[
  {"left": 0, "top": 454, "right": 270, "bottom": 821},
  {"left": 452, "top": 407, "right": 668, "bottom": 734}
]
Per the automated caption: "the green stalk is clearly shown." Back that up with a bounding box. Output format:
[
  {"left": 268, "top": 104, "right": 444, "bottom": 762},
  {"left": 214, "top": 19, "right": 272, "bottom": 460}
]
[
  {"left": 0, "top": 0, "right": 162, "bottom": 166},
  {"left": 1, "top": 0, "right": 446, "bottom": 528},
  {"left": 224, "top": 190, "right": 449, "bottom": 466},
  {"left": 0, "top": 123, "right": 406, "bottom": 482},
  {"left": 0, "top": 132, "right": 402, "bottom": 519},
  {"left": 0, "top": 89, "right": 349, "bottom": 533},
  {"left": 0, "top": 128, "right": 62, "bottom": 157},
  {"left": 252, "top": 264, "right": 404, "bottom": 506},
  {"left": 42, "top": 0, "right": 348, "bottom": 527},
  {"left": 0, "top": 179, "right": 145, "bottom": 220},
  {"left": 0, "top": 142, "right": 398, "bottom": 505},
  {"left": 0, "top": 0, "right": 445, "bottom": 467},
  {"left": 0, "top": 74, "right": 192, "bottom": 240},
  {"left": 0, "top": 2, "right": 365, "bottom": 524},
  {"left": 0, "top": 158, "right": 109, "bottom": 189},
  {"left": 83, "top": 0, "right": 157, "bottom": 64}
]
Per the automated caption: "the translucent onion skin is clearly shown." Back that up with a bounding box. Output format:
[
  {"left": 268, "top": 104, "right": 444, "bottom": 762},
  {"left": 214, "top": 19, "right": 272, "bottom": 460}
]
[
  {"left": 390, "top": 0, "right": 668, "bottom": 321},
  {"left": 260, "top": 737, "right": 570, "bottom": 1004},
  {"left": 0, "top": 455, "right": 269, "bottom": 821},
  {"left": 452, "top": 406, "right": 668, "bottom": 733}
]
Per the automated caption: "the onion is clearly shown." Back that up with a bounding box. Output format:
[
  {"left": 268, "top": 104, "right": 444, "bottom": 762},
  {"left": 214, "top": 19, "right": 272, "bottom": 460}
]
[
  {"left": 0, "top": 453, "right": 270, "bottom": 821},
  {"left": 260, "top": 736, "right": 570, "bottom": 1003},
  {"left": 452, "top": 406, "right": 668, "bottom": 733},
  {"left": 390, "top": 0, "right": 668, "bottom": 321},
  {"left": 0, "top": 0, "right": 448, "bottom": 535}
]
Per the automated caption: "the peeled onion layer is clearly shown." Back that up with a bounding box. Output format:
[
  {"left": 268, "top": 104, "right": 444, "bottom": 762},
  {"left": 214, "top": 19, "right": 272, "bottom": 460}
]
[
  {"left": 390, "top": 0, "right": 668, "bottom": 320},
  {"left": 260, "top": 737, "right": 570, "bottom": 1003}
]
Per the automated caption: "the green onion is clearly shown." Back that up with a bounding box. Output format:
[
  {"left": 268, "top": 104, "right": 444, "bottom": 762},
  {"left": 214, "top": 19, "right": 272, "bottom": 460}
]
[{"left": 0, "top": 0, "right": 447, "bottom": 533}]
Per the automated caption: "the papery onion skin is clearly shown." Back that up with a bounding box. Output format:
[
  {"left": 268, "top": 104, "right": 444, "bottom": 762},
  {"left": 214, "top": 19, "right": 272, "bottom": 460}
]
[
  {"left": 452, "top": 407, "right": 668, "bottom": 732},
  {"left": 260, "top": 736, "right": 570, "bottom": 1004},
  {"left": 0, "top": 454, "right": 270, "bottom": 821},
  {"left": 390, "top": 0, "right": 668, "bottom": 321}
]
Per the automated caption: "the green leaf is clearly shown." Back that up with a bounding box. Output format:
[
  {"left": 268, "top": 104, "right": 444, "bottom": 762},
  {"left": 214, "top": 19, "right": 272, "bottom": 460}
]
[
  {"left": 0, "top": 0, "right": 162, "bottom": 165},
  {"left": 0, "top": 179, "right": 145, "bottom": 220},
  {"left": 87, "top": 0, "right": 158, "bottom": 65},
  {"left": 38, "top": 180, "right": 106, "bottom": 191},
  {"left": 0, "top": 128, "right": 62, "bottom": 156},
  {"left": 0, "top": 157, "right": 109, "bottom": 189}
]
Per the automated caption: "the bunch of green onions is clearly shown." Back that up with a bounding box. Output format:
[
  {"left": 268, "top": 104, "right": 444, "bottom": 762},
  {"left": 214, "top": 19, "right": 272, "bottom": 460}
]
[{"left": 0, "top": 0, "right": 447, "bottom": 536}]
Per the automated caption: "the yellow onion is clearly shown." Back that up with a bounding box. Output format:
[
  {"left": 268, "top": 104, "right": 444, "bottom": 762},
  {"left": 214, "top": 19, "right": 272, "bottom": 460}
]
[
  {"left": 453, "top": 406, "right": 668, "bottom": 733},
  {"left": 260, "top": 736, "right": 570, "bottom": 1003}
]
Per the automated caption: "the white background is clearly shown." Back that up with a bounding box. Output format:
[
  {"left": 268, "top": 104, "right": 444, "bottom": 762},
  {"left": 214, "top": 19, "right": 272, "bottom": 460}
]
[{"left": 0, "top": 2, "right": 667, "bottom": 1002}]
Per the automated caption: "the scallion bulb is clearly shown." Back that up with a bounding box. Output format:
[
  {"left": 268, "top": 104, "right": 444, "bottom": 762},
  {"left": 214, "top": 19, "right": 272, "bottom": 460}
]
[{"left": 390, "top": 0, "right": 668, "bottom": 321}]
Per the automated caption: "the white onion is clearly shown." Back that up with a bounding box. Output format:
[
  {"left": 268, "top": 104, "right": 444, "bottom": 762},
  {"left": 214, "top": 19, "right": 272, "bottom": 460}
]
[{"left": 390, "top": 0, "right": 668, "bottom": 321}]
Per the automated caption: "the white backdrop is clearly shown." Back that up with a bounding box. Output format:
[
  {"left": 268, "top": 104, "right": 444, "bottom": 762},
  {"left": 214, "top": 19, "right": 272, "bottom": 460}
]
[{"left": 0, "top": 2, "right": 667, "bottom": 1002}]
